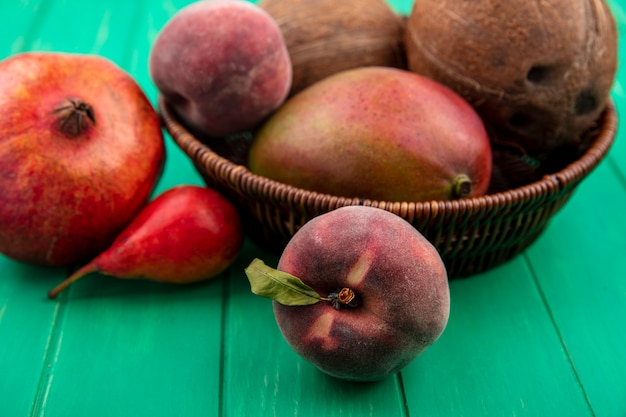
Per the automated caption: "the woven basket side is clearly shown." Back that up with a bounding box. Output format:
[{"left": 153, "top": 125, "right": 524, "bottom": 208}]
[
  {"left": 554, "top": 102, "right": 617, "bottom": 189},
  {"left": 160, "top": 96, "right": 617, "bottom": 277}
]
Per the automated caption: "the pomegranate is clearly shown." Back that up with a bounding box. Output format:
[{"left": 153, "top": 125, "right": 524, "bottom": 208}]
[{"left": 0, "top": 52, "right": 165, "bottom": 266}]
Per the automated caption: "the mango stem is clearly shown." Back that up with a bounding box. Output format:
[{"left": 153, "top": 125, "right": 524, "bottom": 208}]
[{"left": 451, "top": 174, "right": 472, "bottom": 199}]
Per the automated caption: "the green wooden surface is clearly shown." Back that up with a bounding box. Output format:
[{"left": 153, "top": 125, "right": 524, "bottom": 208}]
[{"left": 1, "top": 1, "right": 625, "bottom": 416}]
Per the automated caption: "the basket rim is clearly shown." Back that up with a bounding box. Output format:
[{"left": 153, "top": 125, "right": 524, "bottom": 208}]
[{"left": 159, "top": 95, "right": 618, "bottom": 213}]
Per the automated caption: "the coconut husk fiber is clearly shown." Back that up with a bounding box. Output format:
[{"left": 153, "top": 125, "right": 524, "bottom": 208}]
[
  {"left": 404, "top": 0, "right": 617, "bottom": 171},
  {"left": 260, "top": 0, "right": 406, "bottom": 96}
]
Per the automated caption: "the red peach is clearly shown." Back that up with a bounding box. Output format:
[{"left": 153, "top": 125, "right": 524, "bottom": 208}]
[
  {"left": 273, "top": 206, "right": 450, "bottom": 381},
  {"left": 149, "top": 0, "right": 292, "bottom": 138}
]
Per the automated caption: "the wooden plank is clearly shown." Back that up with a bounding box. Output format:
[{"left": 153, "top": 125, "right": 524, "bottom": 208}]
[
  {"left": 605, "top": 0, "right": 626, "bottom": 178},
  {"left": 126, "top": 0, "right": 206, "bottom": 195},
  {"left": 0, "top": 0, "right": 47, "bottom": 58},
  {"left": 221, "top": 242, "right": 409, "bottom": 417},
  {"left": 525, "top": 159, "right": 626, "bottom": 417},
  {"left": 606, "top": 0, "right": 626, "bottom": 34},
  {"left": 37, "top": 276, "right": 226, "bottom": 417},
  {"left": 526, "top": 6, "right": 626, "bottom": 414},
  {"left": 21, "top": 0, "right": 138, "bottom": 56},
  {"left": 1, "top": 1, "right": 624, "bottom": 417},
  {"left": 400, "top": 258, "right": 592, "bottom": 416},
  {"left": 387, "top": 0, "right": 412, "bottom": 15},
  {"left": 0, "top": 258, "right": 65, "bottom": 417},
  {"left": 0, "top": 3, "right": 73, "bottom": 416},
  {"left": 1, "top": 1, "right": 221, "bottom": 416}
]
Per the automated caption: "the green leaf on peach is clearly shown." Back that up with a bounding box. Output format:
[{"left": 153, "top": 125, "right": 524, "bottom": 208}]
[{"left": 245, "top": 258, "right": 323, "bottom": 306}]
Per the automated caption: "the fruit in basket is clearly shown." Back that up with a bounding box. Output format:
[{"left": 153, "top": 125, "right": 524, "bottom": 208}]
[
  {"left": 149, "top": 0, "right": 292, "bottom": 138},
  {"left": 259, "top": 0, "right": 406, "bottom": 96},
  {"left": 404, "top": 0, "right": 618, "bottom": 169},
  {"left": 48, "top": 185, "right": 243, "bottom": 298},
  {"left": 248, "top": 66, "right": 492, "bottom": 202},
  {"left": 0, "top": 52, "right": 164, "bottom": 266},
  {"left": 245, "top": 206, "right": 450, "bottom": 381}
]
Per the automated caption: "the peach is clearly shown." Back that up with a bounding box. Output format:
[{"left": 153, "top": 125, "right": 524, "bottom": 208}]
[
  {"left": 149, "top": 0, "right": 292, "bottom": 138},
  {"left": 266, "top": 206, "right": 450, "bottom": 381}
]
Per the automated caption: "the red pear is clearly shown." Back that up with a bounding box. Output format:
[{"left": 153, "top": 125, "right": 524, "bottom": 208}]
[
  {"left": 0, "top": 52, "right": 165, "bottom": 266},
  {"left": 48, "top": 185, "right": 244, "bottom": 298}
]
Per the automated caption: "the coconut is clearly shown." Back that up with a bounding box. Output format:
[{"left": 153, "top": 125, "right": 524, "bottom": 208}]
[
  {"left": 260, "top": 0, "right": 406, "bottom": 96},
  {"left": 404, "top": 0, "right": 618, "bottom": 175}
]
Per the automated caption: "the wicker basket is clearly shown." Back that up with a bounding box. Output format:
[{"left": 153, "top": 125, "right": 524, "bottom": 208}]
[{"left": 159, "top": 97, "right": 617, "bottom": 278}]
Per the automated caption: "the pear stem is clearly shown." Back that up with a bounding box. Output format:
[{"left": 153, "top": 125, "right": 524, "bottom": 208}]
[{"left": 48, "top": 262, "right": 98, "bottom": 299}]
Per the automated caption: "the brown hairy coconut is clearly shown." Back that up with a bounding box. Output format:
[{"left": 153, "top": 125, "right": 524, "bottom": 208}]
[
  {"left": 260, "top": 0, "right": 406, "bottom": 96},
  {"left": 404, "top": 0, "right": 617, "bottom": 189}
]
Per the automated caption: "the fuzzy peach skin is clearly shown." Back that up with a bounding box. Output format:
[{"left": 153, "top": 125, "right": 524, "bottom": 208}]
[
  {"left": 149, "top": 0, "right": 292, "bottom": 138},
  {"left": 273, "top": 206, "right": 450, "bottom": 381}
]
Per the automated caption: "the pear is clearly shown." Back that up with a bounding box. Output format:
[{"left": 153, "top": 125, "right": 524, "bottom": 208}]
[{"left": 48, "top": 185, "right": 243, "bottom": 298}]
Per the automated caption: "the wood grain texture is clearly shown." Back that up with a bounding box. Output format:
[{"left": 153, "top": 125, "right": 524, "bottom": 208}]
[
  {"left": 38, "top": 277, "right": 225, "bottom": 416},
  {"left": 0, "top": 259, "right": 65, "bottom": 417},
  {"left": 0, "top": 1, "right": 625, "bottom": 416},
  {"left": 222, "top": 242, "right": 409, "bottom": 417},
  {"left": 0, "top": 3, "right": 74, "bottom": 416},
  {"left": 526, "top": 160, "right": 626, "bottom": 417},
  {"left": 402, "top": 258, "right": 592, "bottom": 417}
]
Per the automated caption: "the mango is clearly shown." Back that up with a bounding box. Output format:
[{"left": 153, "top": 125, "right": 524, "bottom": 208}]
[{"left": 248, "top": 66, "right": 492, "bottom": 202}]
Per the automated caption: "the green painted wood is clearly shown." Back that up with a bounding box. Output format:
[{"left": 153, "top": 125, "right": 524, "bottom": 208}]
[
  {"left": 386, "top": 0, "right": 412, "bottom": 15},
  {"left": 3, "top": 1, "right": 222, "bottom": 416},
  {"left": 606, "top": 0, "right": 626, "bottom": 178},
  {"left": 22, "top": 0, "right": 136, "bottom": 56},
  {"left": 37, "top": 276, "right": 226, "bottom": 417},
  {"left": 0, "top": 5, "right": 76, "bottom": 416},
  {"left": 0, "top": 0, "right": 48, "bottom": 58},
  {"left": 0, "top": 258, "right": 65, "bottom": 417},
  {"left": 401, "top": 258, "right": 592, "bottom": 417},
  {"left": 221, "top": 242, "right": 408, "bottom": 417},
  {"left": 523, "top": 4, "right": 626, "bottom": 415},
  {"left": 525, "top": 160, "right": 626, "bottom": 417},
  {"left": 1, "top": 1, "right": 626, "bottom": 416},
  {"left": 129, "top": 0, "right": 207, "bottom": 195}
]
